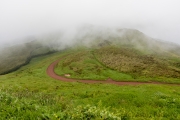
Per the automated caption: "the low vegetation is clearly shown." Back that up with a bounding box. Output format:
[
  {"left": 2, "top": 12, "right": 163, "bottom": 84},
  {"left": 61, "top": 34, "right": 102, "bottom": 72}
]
[
  {"left": 95, "top": 46, "right": 180, "bottom": 81},
  {"left": 0, "top": 29, "right": 180, "bottom": 119},
  {"left": 0, "top": 40, "right": 53, "bottom": 75},
  {"left": 55, "top": 49, "right": 132, "bottom": 80},
  {"left": 0, "top": 51, "right": 180, "bottom": 119},
  {"left": 55, "top": 46, "right": 180, "bottom": 83}
]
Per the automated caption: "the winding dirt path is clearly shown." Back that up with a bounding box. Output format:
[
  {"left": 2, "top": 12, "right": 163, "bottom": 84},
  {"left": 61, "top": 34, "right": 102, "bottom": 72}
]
[{"left": 46, "top": 57, "right": 180, "bottom": 86}]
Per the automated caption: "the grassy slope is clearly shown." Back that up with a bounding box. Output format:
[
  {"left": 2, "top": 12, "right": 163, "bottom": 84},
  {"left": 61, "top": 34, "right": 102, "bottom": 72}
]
[
  {"left": 95, "top": 46, "right": 180, "bottom": 83},
  {"left": 55, "top": 46, "right": 180, "bottom": 83},
  {"left": 55, "top": 49, "right": 132, "bottom": 80},
  {"left": 0, "top": 40, "right": 53, "bottom": 75},
  {"left": 0, "top": 50, "right": 180, "bottom": 119}
]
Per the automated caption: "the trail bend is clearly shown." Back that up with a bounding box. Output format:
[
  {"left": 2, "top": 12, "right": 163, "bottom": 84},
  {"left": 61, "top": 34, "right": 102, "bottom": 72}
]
[{"left": 46, "top": 56, "right": 180, "bottom": 86}]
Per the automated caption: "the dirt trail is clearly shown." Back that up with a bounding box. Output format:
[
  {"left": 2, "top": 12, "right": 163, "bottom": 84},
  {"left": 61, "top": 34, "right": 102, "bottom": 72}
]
[{"left": 46, "top": 57, "right": 180, "bottom": 86}]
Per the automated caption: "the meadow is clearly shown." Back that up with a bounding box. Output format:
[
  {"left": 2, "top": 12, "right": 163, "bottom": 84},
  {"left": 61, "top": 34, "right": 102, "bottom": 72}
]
[
  {"left": 55, "top": 46, "right": 180, "bottom": 83},
  {"left": 0, "top": 49, "right": 180, "bottom": 119},
  {"left": 55, "top": 49, "right": 133, "bottom": 80}
]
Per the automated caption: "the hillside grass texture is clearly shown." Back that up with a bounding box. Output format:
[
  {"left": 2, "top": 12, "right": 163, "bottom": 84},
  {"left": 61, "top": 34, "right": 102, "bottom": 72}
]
[
  {"left": 55, "top": 49, "right": 133, "bottom": 80},
  {"left": 55, "top": 46, "right": 180, "bottom": 83},
  {"left": 0, "top": 41, "right": 52, "bottom": 75},
  {"left": 0, "top": 49, "right": 180, "bottom": 119}
]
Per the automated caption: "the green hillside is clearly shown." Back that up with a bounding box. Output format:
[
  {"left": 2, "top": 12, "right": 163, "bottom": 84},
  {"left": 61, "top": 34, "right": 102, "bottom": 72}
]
[
  {"left": 54, "top": 29, "right": 180, "bottom": 83},
  {"left": 55, "top": 46, "right": 180, "bottom": 83},
  {"left": 0, "top": 50, "right": 180, "bottom": 119},
  {"left": 55, "top": 50, "right": 133, "bottom": 80},
  {"left": 0, "top": 28, "right": 180, "bottom": 119},
  {"left": 95, "top": 46, "right": 180, "bottom": 81},
  {"left": 0, "top": 40, "right": 54, "bottom": 75}
]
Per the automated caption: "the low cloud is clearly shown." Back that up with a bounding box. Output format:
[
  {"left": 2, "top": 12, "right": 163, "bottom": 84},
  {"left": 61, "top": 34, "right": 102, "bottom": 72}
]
[{"left": 0, "top": 0, "right": 180, "bottom": 49}]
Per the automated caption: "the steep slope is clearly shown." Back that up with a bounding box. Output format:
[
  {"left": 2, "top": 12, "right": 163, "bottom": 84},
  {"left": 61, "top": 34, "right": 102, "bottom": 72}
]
[
  {"left": 94, "top": 46, "right": 180, "bottom": 80},
  {"left": 55, "top": 28, "right": 180, "bottom": 82},
  {"left": 1, "top": 27, "right": 180, "bottom": 76},
  {"left": 0, "top": 40, "right": 54, "bottom": 75},
  {"left": 74, "top": 27, "right": 180, "bottom": 57}
]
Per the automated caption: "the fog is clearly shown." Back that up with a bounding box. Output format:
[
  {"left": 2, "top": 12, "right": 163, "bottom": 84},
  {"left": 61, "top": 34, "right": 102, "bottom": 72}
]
[{"left": 1, "top": 0, "right": 180, "bottom": 48}]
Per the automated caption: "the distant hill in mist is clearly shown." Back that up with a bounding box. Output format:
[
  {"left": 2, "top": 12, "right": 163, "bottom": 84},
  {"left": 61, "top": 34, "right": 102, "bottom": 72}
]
[
  {"left": 0, "top": 27, "right": 180, "bottom": 75},
  {"left": 0, "top": 40, "right": 54, "bottom": 75},
  {"left": 74, "top": 28, "right": 180, "bottom": 56}
]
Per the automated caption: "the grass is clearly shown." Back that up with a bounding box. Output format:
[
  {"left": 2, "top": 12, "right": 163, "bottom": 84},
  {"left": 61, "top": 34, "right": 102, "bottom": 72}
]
[
  {"left": 55, "top": 49, "right": 133, "bottom": 80},
  {"left": 0, "top": 49, "right": 180, "bottom": 119},
  {"left": 94, "top": 46, "right": 180, "bottom": 83},
  {"left": 54, "top": 46, "right": 180, "bottom": 83},
  {"left": 0, "top": 40, "right": 52, "bottom": 75}
]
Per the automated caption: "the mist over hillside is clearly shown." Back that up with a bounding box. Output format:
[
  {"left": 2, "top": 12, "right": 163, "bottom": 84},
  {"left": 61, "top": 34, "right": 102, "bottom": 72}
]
[
  {"left": 0, "top": 40, "right": 54, "bottom": 75},
  {"left": 1, "top": 1, "right": 180, "bottom": 119},
  {"left": 1, "top": 1, "right": 180, "bottom": 46},
  {"left": 0, "top": 26, "right": 180, "bottom": 75},
  {"left": 1, "top": 25, "right": 180, "bottom": 53},
  {"left": 59, "top": 26, "right": 180, "bottom": 56}
]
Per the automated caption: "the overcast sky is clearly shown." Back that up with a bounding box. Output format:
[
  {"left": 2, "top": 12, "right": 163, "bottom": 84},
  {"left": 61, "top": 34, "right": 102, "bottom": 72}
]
[{"left": 1, "top": 0, "right": 180, "bottom": 46}]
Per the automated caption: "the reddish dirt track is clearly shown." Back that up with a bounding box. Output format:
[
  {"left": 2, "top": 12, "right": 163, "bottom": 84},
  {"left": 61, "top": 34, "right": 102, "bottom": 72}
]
[{"left": 46, "top": 57, "right": 180, "bottom": 86}]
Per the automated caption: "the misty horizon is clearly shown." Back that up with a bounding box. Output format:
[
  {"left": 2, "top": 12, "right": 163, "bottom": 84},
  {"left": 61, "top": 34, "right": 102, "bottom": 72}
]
[{"left": 1, "top": 0, "right": 180, "bottom": 47}]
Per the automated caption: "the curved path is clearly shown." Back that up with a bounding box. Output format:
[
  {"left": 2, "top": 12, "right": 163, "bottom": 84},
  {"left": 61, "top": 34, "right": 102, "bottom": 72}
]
[{"left": 47, "top": 57, "right": 180, "bottom": 86}]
